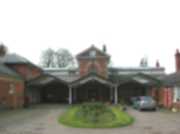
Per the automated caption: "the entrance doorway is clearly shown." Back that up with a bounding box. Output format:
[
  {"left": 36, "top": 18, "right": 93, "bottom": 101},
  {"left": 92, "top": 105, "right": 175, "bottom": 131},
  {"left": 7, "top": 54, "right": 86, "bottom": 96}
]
[
  {"left": 88, "top": 88, "right": 98, "bottom": 101},
  {"left": 74, "top": 81, "right": 112, "bottom": 103},
  {"left": 40, "top": 81, "right": 69, "bottom": 103}
]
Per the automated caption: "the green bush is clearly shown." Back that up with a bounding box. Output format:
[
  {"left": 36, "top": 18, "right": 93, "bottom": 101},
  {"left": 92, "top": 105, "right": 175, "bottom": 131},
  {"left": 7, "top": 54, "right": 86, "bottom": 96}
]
[{"left": 76, "top": 102, "right": 115, "bottom": 123}]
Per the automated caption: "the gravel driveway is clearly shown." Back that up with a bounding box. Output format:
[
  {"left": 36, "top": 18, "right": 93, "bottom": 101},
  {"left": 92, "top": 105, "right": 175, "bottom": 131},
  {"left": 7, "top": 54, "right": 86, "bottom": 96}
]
[{"left": 0, "top": 104, "right": 180, "bottom": 134}]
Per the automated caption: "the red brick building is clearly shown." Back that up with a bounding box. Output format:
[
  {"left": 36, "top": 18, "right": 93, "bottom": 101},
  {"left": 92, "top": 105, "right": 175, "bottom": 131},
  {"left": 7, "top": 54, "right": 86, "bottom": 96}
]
[
  {"left": 0, "top": 54, "right": 42, "bottom": 108},
  {"left": 3, "top": 45, "right": 179, "bottom": 109},
  {"left": 0, "top": 63, "right": 24, "bottom": 109},
  {"left": 158, "top": 49, "right": 180, "bottom": 109},
  {"left": 76, "top": 45, "right": 110, "bottom": 78},
  {"left": 30, "top": 45, "right": 165, "bottom": 105}
]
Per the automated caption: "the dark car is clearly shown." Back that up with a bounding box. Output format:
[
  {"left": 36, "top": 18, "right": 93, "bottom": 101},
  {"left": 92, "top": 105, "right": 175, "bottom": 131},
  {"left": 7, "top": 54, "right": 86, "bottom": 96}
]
[{"left": 132, "top": 96, "right": 157, "bottom": 111}]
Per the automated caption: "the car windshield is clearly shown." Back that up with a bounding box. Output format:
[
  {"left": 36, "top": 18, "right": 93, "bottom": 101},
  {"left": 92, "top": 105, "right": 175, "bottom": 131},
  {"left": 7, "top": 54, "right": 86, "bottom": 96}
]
[{"left": 140, "top": 96, "right": 153, "bottom": 101}]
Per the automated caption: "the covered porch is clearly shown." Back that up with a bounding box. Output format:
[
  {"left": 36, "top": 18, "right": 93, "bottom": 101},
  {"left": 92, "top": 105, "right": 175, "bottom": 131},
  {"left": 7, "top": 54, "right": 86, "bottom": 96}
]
[
  {"left": 27, "top": 73, "right": 161, "bottom": 105},
  {"left": 69, "top": 74, "right": 117, "bottom": 104},
  {"left": 27, "top": 74, "right": 69, "bottom": 104},
  {"left": 117, "top": 73, "right": 161, "bottom": 104}
]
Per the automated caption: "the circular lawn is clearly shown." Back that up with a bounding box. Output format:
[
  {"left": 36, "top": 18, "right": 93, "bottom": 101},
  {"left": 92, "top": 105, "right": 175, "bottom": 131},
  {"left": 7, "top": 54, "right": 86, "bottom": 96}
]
[{"left": 59, "top": 103, "right": 134, "bottom": 128}]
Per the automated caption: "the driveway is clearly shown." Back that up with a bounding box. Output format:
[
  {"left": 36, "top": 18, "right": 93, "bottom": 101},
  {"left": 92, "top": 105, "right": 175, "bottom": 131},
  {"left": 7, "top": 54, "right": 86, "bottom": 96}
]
[{"left": 0, "top": 104, "right": 180, "bottom": 134}]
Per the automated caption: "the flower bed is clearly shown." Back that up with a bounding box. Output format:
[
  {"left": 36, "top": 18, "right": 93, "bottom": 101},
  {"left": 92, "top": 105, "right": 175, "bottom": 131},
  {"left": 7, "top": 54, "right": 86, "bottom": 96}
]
[{"left": 59, "top": 103, "right": 134, "bottom": 128}]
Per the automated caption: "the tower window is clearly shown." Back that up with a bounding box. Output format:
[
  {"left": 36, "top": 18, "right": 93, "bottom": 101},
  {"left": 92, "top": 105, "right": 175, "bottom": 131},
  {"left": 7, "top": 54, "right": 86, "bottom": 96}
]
[{"left": 89, "top": 50, "right": 96, "bottom": 58}]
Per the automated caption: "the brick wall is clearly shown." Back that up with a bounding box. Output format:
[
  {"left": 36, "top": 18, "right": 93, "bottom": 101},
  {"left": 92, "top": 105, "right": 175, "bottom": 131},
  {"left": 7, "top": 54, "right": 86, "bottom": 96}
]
[
  {"left": 151, "top": 87, "right": 174, "bottom": 108},
  {"left": 0, "top": 77, "right": 24, "bottom": 109},
  {"left": 175, "top": 49, "right": 180, "bottom": 72},
  {"left": 78, "top": 58, "right": 108, "bottom": 78},
  {"left": 0, "top": 64, "right": 42, "bottom": 109},
  {"left": 7, "top": 64, "right": 42, "bottom": 80}
]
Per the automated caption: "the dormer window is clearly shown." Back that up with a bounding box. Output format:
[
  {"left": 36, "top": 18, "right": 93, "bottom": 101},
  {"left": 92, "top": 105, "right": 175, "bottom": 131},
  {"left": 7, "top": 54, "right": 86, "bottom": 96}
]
[{"left": 89, "top": 50, "right": 96, "bottom": 58}]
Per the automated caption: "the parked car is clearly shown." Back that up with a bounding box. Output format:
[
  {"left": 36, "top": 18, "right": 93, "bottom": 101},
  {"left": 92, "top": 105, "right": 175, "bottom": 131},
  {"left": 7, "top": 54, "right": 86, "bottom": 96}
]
[{"left": 132, "top": 96, "right": 157, "bottom": 111}]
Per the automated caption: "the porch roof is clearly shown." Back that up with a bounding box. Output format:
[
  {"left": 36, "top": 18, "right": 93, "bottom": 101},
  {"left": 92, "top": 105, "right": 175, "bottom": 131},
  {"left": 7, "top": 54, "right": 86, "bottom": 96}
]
[
  {"left": 27, "top": 72, "right": 162, "bottom": 88},
  {"left": 162, "top": 72, "right": 180, "bottom": 87},
  {"left": 70, "top": 73, "right": 115, "bottom": 88},
  {"left": 27, "top": 73, "right": 68, "bottom": 87},
  {"left": 109, "top": 73, "right": 162, "bottom": 87}
]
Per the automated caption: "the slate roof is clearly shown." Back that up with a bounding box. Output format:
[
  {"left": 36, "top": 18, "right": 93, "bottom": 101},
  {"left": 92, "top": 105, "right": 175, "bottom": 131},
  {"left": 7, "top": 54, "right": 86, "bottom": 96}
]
[
  {"left": 109, "top": 67, "right": 166, "bottom": 79},
  {"left": 44, "top": 68, "right": 80, "bottom": 82},
  {"left": 0, "top": 53, "right": 30, "bottom": 64},
  {"left": 70, "top": 72, "right": 114, "bottom": 87},
  {"left": 0, "top": 53, "right": 43, "bottom": 72},
  {"left": 0, "top": 53, "right": 43, "bottom": 80},
  {"left": 44, "top": 66, "right": 164, "bottom": 86},
  {"left": 0, "top": 64, "right": 22, "bottom": 80},
  {"left": 42, "top": 69, "right": 162, "bottom": 88},
  {"left": 162, "top": 72, "right": 180, "bottom": 87},
  {"left": 55, "top": 74, "right": 80, "bottom": 83},
  {"left": 27, "top": 74, "right": 68, "bottom": 87},
  {"left": 109, "top": 67, "right": 165, "bottom": 72},
  {"left": 109, "top": 73, "right": 162, "bottom": 87}
]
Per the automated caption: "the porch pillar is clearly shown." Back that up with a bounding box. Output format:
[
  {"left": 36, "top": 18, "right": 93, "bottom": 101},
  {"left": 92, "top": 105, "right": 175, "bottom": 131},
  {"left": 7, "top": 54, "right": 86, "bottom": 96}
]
[
  {"left": 73, "top": 88, "right": 77, "bottom": 103},
  {"left": 68, "top": 86, "right": 72, "bottom": 104},
  {"left": 114, "top": 85, "right": 118, "bottom": 104},
  {"left": 110, "top": 87, "right": 114, "bottom": 102}
]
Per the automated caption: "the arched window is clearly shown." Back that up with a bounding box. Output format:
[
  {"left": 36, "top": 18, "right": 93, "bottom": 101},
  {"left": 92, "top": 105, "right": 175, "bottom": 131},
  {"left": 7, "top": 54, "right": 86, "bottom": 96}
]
[{"left": 89, "top": 50, "right": 96, "bottom": 59}]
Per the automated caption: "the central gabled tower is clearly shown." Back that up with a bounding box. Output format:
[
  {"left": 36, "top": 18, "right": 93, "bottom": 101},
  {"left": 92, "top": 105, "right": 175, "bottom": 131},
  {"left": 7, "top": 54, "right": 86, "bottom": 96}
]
[{"left": 76, "top": 45, "right": 110, "bottom": 78}]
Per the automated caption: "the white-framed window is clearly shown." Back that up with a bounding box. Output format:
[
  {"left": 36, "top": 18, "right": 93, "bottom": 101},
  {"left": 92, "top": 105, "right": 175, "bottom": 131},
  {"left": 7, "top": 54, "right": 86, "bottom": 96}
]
[{"left": 8, "top": 83, "right": 15, "bottom": 95}]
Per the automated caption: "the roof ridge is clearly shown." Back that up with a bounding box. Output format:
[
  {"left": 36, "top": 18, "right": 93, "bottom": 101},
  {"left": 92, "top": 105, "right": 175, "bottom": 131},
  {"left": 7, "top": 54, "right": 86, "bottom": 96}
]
[{"left": 76, "top": 45, "right": 110, "bottom": 58}]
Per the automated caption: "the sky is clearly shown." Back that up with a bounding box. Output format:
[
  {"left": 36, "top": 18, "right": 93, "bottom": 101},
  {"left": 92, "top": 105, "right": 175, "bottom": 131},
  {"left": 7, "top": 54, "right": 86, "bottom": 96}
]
[{"left": 0, "top": 0, "right": 180, "bottom": 73}]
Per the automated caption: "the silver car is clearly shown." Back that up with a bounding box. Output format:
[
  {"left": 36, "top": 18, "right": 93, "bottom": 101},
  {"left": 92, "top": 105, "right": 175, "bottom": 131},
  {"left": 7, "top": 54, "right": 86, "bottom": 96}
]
[{"left": 132, "top": 96, "right": 157, "bottom": 111}]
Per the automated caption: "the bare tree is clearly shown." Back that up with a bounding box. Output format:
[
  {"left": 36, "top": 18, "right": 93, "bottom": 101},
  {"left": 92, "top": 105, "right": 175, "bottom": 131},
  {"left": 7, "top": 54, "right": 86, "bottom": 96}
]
[
  {"left": 55, "top": 48, "right": 74, "bottom": 68},
  {"left": 140, "top": 57, "right": 148, "bottom": 67},
  {"left": 40, "top": 48, "right": 55, "bottom": 68},
  {"left": 40, "top": 48, "right": 74, "bottom": 68},
  {"left": 0, "top": 43, "right": 8, "bottom": 56}
]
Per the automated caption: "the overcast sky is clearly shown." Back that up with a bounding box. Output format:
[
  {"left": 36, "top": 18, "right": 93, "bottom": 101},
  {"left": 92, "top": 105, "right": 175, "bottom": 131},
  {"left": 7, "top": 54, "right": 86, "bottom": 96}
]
[{"left": 0, "top": 0, "right": 180, "bottom": 73}]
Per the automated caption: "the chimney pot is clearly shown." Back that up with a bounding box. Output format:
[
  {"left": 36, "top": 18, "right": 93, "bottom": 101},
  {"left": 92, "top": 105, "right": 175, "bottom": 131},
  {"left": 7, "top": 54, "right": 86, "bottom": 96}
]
[
  {"left": 156, "top": 60, "right": 160, "bottom": 68},
  {"left": 175, "top": 49, "right": 180, "bottom": 72},
  {"left": 102, "top": 44, "right": 107, "bottom": 53},
  {"left": 176, "top": 49, "right": 180, "bottom": 54}
]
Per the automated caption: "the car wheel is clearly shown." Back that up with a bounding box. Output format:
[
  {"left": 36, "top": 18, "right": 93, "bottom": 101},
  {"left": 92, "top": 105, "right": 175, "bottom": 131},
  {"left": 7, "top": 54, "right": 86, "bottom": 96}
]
[
  {"left": 138, "top": 107, "right": 142, "bottom": 111},
  {"left": 153, "top": 107, "right": 157, "bottom": 111}
]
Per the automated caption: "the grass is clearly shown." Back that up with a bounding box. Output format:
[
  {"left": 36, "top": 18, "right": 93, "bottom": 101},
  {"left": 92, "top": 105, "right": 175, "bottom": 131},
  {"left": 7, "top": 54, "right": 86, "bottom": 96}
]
[{"left": 59, "top": 103, "right": 134, "bottom": 128}]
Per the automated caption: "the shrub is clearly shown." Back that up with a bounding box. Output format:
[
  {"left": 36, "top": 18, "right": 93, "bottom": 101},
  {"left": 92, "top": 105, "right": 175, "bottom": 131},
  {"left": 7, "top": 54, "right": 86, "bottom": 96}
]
[
  {"left": 76, "top": 102, "right": 115, "bottom": 123},
  {"left": 59, "top": 102, "right": 134, "bottom": 128}
]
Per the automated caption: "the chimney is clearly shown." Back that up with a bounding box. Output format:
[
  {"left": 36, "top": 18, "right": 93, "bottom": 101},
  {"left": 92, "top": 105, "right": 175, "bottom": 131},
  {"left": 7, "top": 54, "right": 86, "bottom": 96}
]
[
  {"left": 102, "top": 44, "right": 107, "bottom": 53},
  {"left": 0, "top": 43, "right": 7, "bottom": 57},
  {"left": 156, "top": 60, "right": 160, "bottom": 68},
  {"left": 175, "top": 49, "right": 180, "bottom": 72}
]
